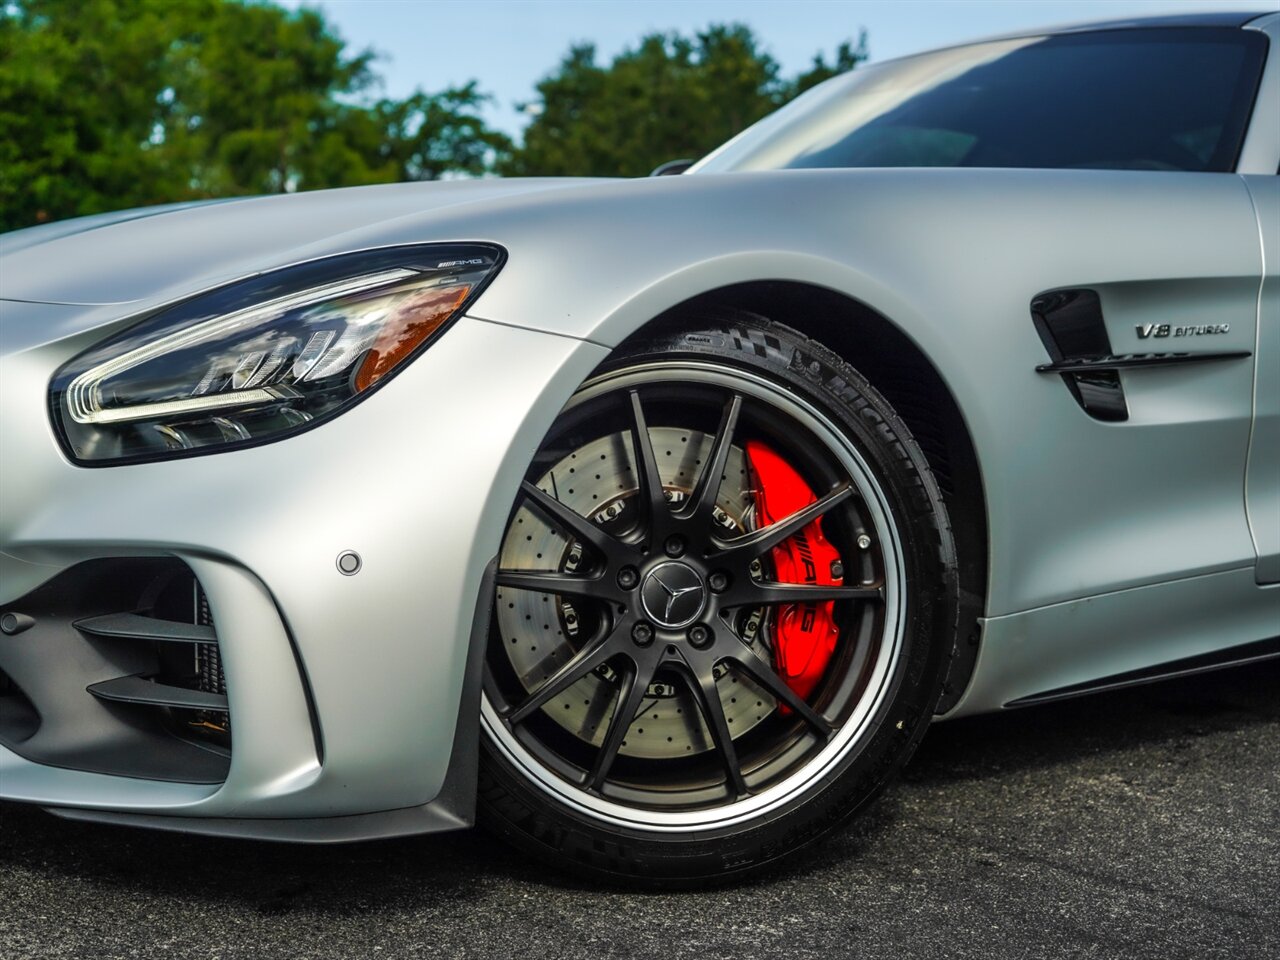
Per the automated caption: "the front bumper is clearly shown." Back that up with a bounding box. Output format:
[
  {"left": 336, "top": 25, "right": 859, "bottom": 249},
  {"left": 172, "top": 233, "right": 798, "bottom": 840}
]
[{"left": 0, "top": 303, "right": 608, "bottom": 835}]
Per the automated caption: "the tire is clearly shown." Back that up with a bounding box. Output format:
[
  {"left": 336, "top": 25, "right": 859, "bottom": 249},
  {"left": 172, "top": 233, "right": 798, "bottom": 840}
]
[{"left": 478, "top": 312, "right": 959, "bottom": 886}]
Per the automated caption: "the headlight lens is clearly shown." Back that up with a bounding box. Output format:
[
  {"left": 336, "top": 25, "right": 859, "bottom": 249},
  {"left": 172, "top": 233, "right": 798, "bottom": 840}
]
[{"left": 50, "top": 244, "right": 504, "bottom": 464}]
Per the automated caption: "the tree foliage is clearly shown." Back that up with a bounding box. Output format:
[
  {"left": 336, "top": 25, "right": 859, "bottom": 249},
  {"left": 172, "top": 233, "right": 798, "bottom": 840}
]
[
  {"left": 0, "top": 2, "right": 866, "bottom": 231},
  {"left": 505, "top": 25, "right": 867, "bottom": 177},
  {"left": 0, "top": 0, "right": 512, "bottom": 230}
]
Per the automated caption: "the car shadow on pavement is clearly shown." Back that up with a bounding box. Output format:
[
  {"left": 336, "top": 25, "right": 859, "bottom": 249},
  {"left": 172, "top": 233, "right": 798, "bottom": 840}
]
[{"left": 1, "top": 658, "right": 1276, "bottom": 911}]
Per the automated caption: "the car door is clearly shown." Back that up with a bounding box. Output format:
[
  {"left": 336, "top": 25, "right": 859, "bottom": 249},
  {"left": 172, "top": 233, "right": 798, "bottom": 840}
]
[
  {"left": 1242, "top": 175, "right": 1279, "bottom": 583},
  {"left": 1240, "top": 13, "right": 1280, "bottom": 584}
]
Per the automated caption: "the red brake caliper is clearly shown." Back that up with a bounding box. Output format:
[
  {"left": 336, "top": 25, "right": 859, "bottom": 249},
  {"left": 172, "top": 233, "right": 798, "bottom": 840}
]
[{"left": 745, "top": 440, "right": 843, "bottom": 712}]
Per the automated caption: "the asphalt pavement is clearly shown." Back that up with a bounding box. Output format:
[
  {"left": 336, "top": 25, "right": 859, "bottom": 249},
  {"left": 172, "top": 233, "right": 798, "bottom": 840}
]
[{"left": 2, "top": 660, "right": 1277, "bottom": 960}]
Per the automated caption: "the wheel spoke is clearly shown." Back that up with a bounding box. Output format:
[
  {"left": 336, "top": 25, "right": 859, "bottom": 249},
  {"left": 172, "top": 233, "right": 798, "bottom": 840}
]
[
  {"left": 730, "top": 579, "right": 884, "bottom": 607},
  {"left": 679, "top": 393, "right": 742, "bottom": 524},
  {"left": 494, "top": 570, "right": 612, "bottom": 603},
  {"left": 506, "top": 631, "right": 618, "bottom": 726},
  {"left": 489, "top": 368, "right": 907, "bottom": 813},
  {"left": 628, "top": 390, "right": 668, "bottom": 531},
  {"left": 519, "top": 481, "right": 623, "bottom": 560},
  {"left": 730, "top": 646, "right": 834, "bottom": 738},
  {"left": 683, "top": 663, "right": 749, "bottom": 798},
  {"left": 585, "top": 655, "right": 659, "bottom": 791},
  {"left": 709, "top": 482, "right": 854, "bottom": 561}
]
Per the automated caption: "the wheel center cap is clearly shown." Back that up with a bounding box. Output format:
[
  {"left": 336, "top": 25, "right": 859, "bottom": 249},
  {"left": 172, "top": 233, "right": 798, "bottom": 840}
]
[{"left": 640, "top": 561, "right": 707, "bottom": 629}]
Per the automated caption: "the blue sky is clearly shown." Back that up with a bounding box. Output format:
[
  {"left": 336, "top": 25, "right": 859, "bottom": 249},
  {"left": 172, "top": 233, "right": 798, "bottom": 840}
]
[{"left": 280, "top": 1, "right": 1278, "bottom": 139}]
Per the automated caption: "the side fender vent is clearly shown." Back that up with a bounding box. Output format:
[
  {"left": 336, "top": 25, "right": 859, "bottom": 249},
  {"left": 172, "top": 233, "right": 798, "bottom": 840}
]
[{"left": 1031, "top": 289, "right": 1128, "bottom": 422}]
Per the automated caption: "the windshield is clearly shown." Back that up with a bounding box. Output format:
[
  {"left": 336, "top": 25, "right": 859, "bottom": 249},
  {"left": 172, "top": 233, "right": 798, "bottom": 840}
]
[{"left": 693, "top": 28, "right": 1267, "bottom": 174}]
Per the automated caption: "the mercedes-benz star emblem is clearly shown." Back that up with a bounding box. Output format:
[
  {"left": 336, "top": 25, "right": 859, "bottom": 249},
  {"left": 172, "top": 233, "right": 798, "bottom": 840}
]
[{"left": 640, "top": 562, "right": 707, "bottom": 629}]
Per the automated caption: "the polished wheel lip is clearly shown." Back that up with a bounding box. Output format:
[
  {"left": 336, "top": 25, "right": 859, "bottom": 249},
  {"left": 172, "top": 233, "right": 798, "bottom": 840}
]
[{"left": 481, "top": 360, "right": 906, "bottom": 833}]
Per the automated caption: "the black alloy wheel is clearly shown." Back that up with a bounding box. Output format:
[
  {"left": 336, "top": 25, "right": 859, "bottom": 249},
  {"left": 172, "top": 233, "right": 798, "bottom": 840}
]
[{"left": 479, "top": 313, "right": 959, "bottom": 885}]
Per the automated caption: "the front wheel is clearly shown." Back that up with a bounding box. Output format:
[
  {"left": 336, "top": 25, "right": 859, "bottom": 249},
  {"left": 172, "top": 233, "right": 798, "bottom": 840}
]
[{"left": 478, "top": 315, "right": 958, "bottom": 885}]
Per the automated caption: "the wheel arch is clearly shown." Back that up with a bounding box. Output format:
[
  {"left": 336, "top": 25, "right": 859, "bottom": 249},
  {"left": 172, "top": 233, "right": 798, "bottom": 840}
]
[{"left": 614, "top": 280, "right": 988, "bottom": 712}]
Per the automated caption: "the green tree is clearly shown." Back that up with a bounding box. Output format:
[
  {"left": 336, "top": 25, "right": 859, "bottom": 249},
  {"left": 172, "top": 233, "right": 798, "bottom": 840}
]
[
  {"left": 0, "top": 0, "right": 510, "bottom": 231},
  {"left": 160, "top": 0, "right": 382, "bottom": 196},
  {"left": 0, "top": 0, "right": 202, "bottom": 229},
  {"left": 793, "top": 30, "right": 869, "bottom": 96},
  {"left": 362, "top": 84, "right": 512, "bottom": 183},
  {"left": 505, "top": 24, "right": 867, "bottom": 178}
]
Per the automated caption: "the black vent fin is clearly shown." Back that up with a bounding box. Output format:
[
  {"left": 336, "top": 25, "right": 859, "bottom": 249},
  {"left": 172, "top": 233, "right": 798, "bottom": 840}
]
[
  {"left": 87, "top": 675, "right": 228, "bottom": 712},
  {"left": 75, "top": 612, "right": 216, "bottom": 645}
]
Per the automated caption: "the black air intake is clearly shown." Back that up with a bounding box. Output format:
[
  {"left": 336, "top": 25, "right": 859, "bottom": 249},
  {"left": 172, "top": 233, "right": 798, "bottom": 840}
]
[{"left": 0, "top": 558, "right": 231, "bottom": 783}]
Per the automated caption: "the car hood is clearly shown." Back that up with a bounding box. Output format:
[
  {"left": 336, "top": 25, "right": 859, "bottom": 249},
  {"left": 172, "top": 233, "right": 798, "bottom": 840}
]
[{"left": 0, "top": 178, "right": 605, "bottom": 307}]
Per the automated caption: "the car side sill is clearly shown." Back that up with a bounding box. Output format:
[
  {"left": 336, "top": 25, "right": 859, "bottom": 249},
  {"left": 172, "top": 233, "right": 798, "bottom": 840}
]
[{"left": 1004, "top": 636, "right": 1280, "bottom": 708}]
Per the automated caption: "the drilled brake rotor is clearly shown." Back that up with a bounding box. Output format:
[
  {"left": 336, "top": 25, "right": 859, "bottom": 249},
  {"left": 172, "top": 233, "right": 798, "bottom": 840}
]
[{"left": 496, "top": 427, "right": 775, "bottom": 759}]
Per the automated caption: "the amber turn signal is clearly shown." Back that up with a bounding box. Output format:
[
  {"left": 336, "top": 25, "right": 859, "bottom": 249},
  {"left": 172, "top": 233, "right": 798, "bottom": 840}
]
[{"left": 354, "top": 283, "right": 471, "bottom": 392}]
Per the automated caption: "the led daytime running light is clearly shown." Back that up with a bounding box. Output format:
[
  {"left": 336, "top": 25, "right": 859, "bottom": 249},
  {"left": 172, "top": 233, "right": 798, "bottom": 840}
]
[{"left": 65, "top": 269, "right": 415, "bottom": 425}]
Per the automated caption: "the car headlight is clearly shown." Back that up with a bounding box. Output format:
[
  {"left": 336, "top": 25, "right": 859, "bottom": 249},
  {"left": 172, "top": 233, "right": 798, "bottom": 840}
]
[{"left": 50, "top": 243, "right": 504, "bottom": 465}]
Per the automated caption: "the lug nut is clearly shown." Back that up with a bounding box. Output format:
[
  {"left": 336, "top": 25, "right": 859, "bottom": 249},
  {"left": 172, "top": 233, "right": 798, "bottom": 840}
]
[
  {"left": 617, "top": 566, "right": 640, "bottom": 590},
  {"left": 708, "top": 571, "right": 729, "bottom": 593},
  {"left": 664, "top": 535, "right": 685, "bottom": 558},
  {"left": 857, "top": 534, "right": 872, "bottom": 550},
  {"left": 632, "top": 622, "right": 654, "bottom": 646},
  {"left": 688, "top": 624, "right": 712, "bottom": 648}
]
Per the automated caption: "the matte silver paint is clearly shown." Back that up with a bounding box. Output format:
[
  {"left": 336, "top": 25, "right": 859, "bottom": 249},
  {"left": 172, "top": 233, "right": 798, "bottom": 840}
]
[
  {"left": 1, "top": 15, "right": 1277, "bottom": 833},
  {"left": 1242, "top": 175, "right": 1280, "bottom": 583},
  {"left": 956, "top": 567, "right": 1278, "bottom": 715},
  {"left": 0, "top": 180, "right": 602, "bottom": 308},
  {"left": 463, "top": 170, "right": 1265, "bottom": 616},
  {"left": 1, "top": 317, "right": 609, "bottom": 817}
]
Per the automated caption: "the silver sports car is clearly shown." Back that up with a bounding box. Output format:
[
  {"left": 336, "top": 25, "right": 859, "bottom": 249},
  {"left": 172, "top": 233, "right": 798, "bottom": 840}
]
[{"left": 2, "top": 10, "right": 1277, "bottom": 885}]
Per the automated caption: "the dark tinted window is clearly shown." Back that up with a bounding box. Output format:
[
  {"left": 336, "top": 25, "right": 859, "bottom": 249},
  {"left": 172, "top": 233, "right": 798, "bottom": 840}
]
[{"left": 697, "top": 29, "right": 1268, "bottom": 174}]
